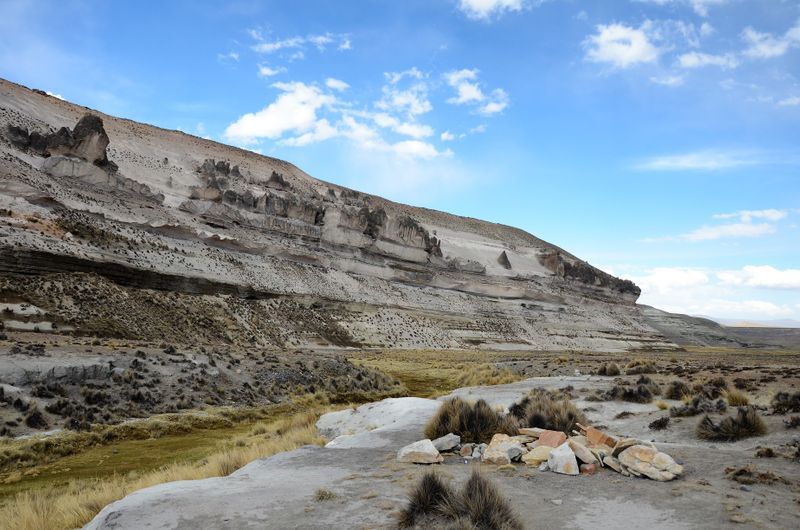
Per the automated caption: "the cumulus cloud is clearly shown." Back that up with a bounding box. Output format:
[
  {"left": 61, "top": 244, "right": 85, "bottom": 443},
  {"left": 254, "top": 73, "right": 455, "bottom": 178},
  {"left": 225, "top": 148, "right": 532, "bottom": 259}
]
[
  {"left": 718, "top": 266, "right": 800, "bottom": 289},
  {"left": 650, "top": 74, "right": 685, "bottom": 86},
  {"left": 620, "top": 265, "right": 797, "bottom": 320},
  {"left": 441, "top": 131, "right": 456, "bottom": 141},
  {"left": 444, "top": 69, "right": 509, "bottom": 115},
  {"left": 457, "top": 0, "right": 525, "bottom": 20},
  {"left": 224, "top": 81, "right": 335, "bottom": 143},
  {"left": 584, "top": 22, "right": 660, "bottom": 69}
]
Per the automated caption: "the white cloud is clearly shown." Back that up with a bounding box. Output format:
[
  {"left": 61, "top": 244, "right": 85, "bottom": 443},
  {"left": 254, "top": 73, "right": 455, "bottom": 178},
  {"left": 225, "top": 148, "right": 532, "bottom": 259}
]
[
  {"left": 441, "top": 131, "right": 455, "bottom": 141},
  {"left": 444, "top": 69, "right": 509, "bottom": 115},
  {"left": 479, "top": 88, "right": 509, "bottom": 115},
  {"left": 224, "top": 81, "right": 335, "bottom": 143},
  {"left": 445, "top": 69, "right": 484, "bottom": 104},
  {"left": 629, "top": 267, "right": 709, "bottom": 295},
  {"left": 385, "top": 67, "right": 425, "bottom": 85},
  {"left": 718, "top": 266, "right": 800, "bottom": 289},
  {"left": 217, "top": 51, "right": 240, "bottom": 62},
  {"left": 681, "top": 222, "right": 776, "bottom": 241},
  {"left": 778, "top": 96, "right": 800, "bottom": 106},
  {"left": 376, "top": 76, "right": 433, "bottom": 117},
  {"left": 699, "top": 22, "right": 715, "bottom": 37},
  {"left": 325, "top": 78, "right": 349, "bottom": 91},
  {"left": 741, "top": 21, "right": 800, "bottom": 59},
  {"left": 650, "top": 74, "right": 685, "bottom": 86},
  {"left": 712, "top": 209, "right": 788, "bottom": 223},
  {"left": 371, "top": 113, "right": 433, "bottom": 138},
  {"left": 678, "top": 51, "right": 738, "bottom": 69},
  {"left": 46, "top": 91, "right": 64, "bottom": 100},
  {"left": 622, "top": 265, "right": 797, "bottom": 320},
  {"left": 458, "top": 0, "right": 524, "bottom": 20},
  {"left": 584, "top": 22, "right": 660, "bottom": 69},
  {"left": 635, "top": 150, "right": 755, "bottom": 171},
  {"left": 251, "top": 33, "right": 351, "bottom": 56},
  {"left": 257, "top": 65, "right": 285, "bottom": 78}
]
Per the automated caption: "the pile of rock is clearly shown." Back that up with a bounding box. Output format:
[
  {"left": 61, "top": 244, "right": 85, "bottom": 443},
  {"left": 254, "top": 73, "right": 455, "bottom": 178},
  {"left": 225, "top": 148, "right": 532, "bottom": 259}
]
[{"left": 396, "top": 422, "right": 684, "bottom": 482}]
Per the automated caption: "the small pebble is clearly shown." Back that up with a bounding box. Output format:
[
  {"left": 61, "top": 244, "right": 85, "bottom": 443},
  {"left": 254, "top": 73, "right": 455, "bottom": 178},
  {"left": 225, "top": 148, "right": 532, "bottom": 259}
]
[{"left": 551, "top": 499, "right": 562, "bottom": 505}]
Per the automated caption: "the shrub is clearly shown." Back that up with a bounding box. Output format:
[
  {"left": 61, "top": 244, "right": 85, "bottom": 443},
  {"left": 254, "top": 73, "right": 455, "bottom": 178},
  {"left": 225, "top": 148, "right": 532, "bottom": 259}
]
[
  {"left": 399, "top": 470, "right": 521, "bottom": 530},
  {"left": 606, "top": 384, "right": 653, "bottom": 404},
  {"left": 507, "top": 389, "right": 587, "bottom": 433},
  {"left": 722, "top": 388, "right": 749, "bottom": 407},
  {"left": 670, "top": 395, "right": 726, "bottom": 417},
  {"left": 636, "top": 375, "right": 661, "bottom": 396},
  {"left": 625, "top": 359, "right": 656, "bottom": 375},
  {"left": 649, "top": 417, "right": 670, "bottom": 430},
  {"left": 597, "top": 362, "right": 620, "bottom": 376},
  {"left": 697, "top": 406, "right": 767, "bottom": 441},
  {"left": 665, "top": 380, "right": 691, "bottom": 400},
  {"left": 655, "top": 400, "right": 668, "bottom": 410},
  {"left": 771, "top": 391, "right": 800, "bottom": 414},
  {"left": 424, "top": 398, "right": 517, "bottom": 444},
  {"left": 314, "top": 489, "right": 336, "bottom": 502}
]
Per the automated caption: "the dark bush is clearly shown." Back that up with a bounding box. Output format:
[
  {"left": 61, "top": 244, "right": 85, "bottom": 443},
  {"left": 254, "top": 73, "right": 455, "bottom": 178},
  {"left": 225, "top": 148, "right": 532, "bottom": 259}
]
[
  {"left": 424, "top": 398, "right": 517, "bottom": 444},
  {"left": 665, "top": 380, "right": 691, "bottom": 400},
  {"left": 697, "top": 406, "right": 767, "bottom": 441},
  {"left": 508, "top": 389, "right": 587, "bottom": 433}
]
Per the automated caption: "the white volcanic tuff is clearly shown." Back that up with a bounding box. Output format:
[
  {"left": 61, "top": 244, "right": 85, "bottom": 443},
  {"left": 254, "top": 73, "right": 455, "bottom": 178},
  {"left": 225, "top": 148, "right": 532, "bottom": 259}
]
[{"left": 0, "top": 78, "right": 666, "bottom": 351}]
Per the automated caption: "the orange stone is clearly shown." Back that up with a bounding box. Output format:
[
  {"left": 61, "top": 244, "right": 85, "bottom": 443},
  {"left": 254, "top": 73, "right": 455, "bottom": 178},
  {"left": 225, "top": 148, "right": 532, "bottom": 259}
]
[
  {"left": 536, "top": 430, "right": 567, "bottom": 448},
  {"left": 580, "top": 463, "right": 598, "bottom": 475}
]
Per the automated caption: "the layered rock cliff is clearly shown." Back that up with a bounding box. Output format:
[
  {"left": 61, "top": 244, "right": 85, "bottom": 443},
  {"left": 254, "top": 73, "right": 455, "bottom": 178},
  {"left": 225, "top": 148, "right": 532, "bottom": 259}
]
[{"left": 0, "top": 78, "right": 676, "bottom": 352}]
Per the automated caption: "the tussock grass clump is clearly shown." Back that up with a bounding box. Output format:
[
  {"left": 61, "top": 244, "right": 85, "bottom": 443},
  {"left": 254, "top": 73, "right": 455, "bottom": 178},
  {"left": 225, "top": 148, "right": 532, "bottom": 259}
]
[
  {"left": 655, "top": 400, "right": 668, "bottom": 410},
  {"left": 697, "top": 406, "right": 767, "bottom": 441},
  {"left": 314, "top": 489, "right": 337, "bottom": 501},
  {"left": 606, "top": 384, "right": 653, "bottom": 404},
  {"left": 597, "top": 362, "right": 620, "bottom": 376},
  {"left": 665, "top": 380, "right": 691, "bottom": 400},
  {"left": 625, "top": 359, "right": 657, "bottom": 375},
  {"left": 771, "top": 391, "right": 800, "bottom": 414},
  {"left": 424, "top": 398, "right": 518, "bottom": 444},
  {"left": 399, "top": 470, "right": 522, "bottom": 530},
  {"left": 636, "top": 375, "right": 661, "bottom": 396},
  {"left": 455, "top": 365, "right": 523, "bottom": 388},
  {"left": 722, "top": 388, "right": 750, "bottom": 407},
  {"left": 649, "top": 416, "right": 670, "bottom": 431},
  {"left": 507, "top": 389, "right": 587, "bottom": 434},
  {"left": 670, "top": 395, "right": 726, "bottom": 417}
]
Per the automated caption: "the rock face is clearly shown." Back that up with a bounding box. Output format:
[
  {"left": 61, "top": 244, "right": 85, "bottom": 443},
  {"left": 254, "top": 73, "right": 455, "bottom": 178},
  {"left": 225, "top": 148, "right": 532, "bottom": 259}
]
[
  {"left": 397, "top": 439, "right": 443, "bottom": 464},
  {"left": 0, "top": 78, "right": 726, "bottom": 352}
]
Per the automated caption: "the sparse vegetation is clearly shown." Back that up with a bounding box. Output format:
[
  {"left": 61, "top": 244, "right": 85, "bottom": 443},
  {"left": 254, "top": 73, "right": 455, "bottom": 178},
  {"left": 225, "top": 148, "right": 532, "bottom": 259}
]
[
  {"left": 664, "top": 380, "right": 691, "bottom": 400},
  {"left": 596, "top": 362, "right": 620, "bottom": 376},
  {"left": 424, "top": 398, "right": 518, "bottom": 444},
  {"left": 696, "top": 406, "right": 767, "bottom": 441},
  {"left": 314, "top": 488, "right": 337, "bottom": 501},
  {"left": 670, "top": 395, "right": 727, "bottom": 417},
  {"left": 649, "top": 416, "right": 670, "bottom": 430},
  {"left": 625, "top": 359, "right": 656, "bottom": 375},
  {"left": 771, "top": 391, "right": 800, "bottom": 414},
  {"left": 508, "top": 389, "right": 587, "bottom": 433},
  {"left": 399, "top": 470, "right": 522, "bottom": 530},
  {"left": 722, "top": 388, "right": 750, "bottom": 407}
]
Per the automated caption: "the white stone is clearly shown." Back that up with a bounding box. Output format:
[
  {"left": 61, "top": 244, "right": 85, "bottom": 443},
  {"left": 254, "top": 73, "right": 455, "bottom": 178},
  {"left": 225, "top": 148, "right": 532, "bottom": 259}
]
[
  {"left": 547, "top": 442, "right": 579, "bottom": 475},
  {"left": 397, "top": 439, "right": 443, "bottom": 464},
  {"left": 432, "top": 433, "right": 460, "bottom": 452}
]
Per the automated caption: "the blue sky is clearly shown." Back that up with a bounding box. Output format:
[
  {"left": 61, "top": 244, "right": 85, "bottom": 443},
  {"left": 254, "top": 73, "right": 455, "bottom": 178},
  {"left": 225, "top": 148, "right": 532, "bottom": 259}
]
[{"left": 1, "top": 0, "right": 799, "bottom": 322}]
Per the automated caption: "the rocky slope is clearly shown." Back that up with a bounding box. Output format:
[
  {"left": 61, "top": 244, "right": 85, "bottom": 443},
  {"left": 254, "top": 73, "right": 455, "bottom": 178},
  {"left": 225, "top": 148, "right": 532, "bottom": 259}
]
[{"left": 0, "top": 78, "right": 678, "bottom": 352}]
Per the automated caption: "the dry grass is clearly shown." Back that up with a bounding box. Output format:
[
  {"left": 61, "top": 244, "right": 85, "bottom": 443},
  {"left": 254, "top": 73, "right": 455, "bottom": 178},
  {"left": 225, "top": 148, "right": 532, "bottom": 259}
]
[
  {"left": 596, "top": 362, "right": 620, "bottom": 376},
  {"left": 424, "top": 398, "right": 518, "bottom": 444},
  {"left": 625, "top": 359, "right": 657, "bottom": 375},
  {"left": 349, "top": 350, "right": 524, "bottom": 397},
  {"left": 0, "top": 402, "right": 332, "bottom": 530},
  {"left": 665, "top": 380, "right": 692, "bottom": 400},
  {"left": 655, "top": 400, "right": 669, "bottom": 410},
  {"left": 697, "top": 406, "right": 767, "bottom": 441},
  {"left": 507, "top": 389, "right": 587, "bottom": 433},
  {"left": 722, "top": 388, "right": 750, "bottom": 406},
  {"left": 399, "top": 470, "right": 522, "bottom": 529},
  {"left": 771, "top": 391, "right": 800, "bottom": 414}
]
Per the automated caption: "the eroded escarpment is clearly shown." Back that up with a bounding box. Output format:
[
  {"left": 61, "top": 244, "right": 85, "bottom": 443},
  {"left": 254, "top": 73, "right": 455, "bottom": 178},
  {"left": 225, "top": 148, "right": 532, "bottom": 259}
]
[{"left": 0, "top": 77, "right": 673, "bottom": 352}]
